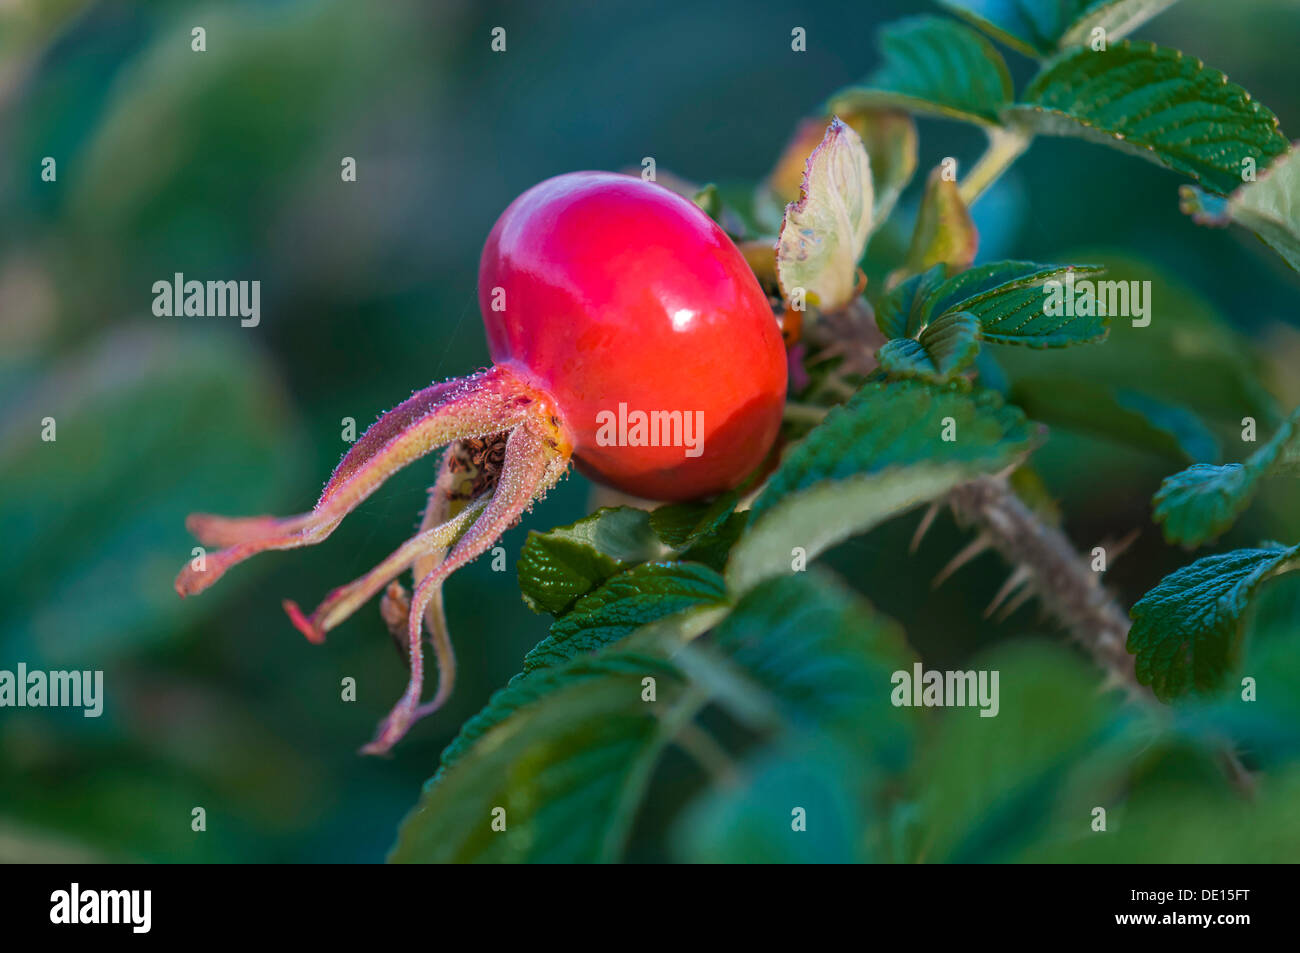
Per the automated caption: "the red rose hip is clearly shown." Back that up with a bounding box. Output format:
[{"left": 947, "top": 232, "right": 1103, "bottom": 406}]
[{"left": 175, "top": 171, "right": 787, "bottom": 752}]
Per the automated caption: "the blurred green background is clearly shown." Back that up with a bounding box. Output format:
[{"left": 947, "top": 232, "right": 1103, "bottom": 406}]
[{"left": 2, "top": 0, "right": 1298, "bottom": 862}]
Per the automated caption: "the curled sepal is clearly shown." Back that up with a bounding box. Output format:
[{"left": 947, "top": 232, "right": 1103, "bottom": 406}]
[
  {"left": 362, "top": 415, "right": 571, "bottom": 755},
  {"left": 776, "top": 117, "right": 875, "bottom": 313},
  {"left": 175, "top": 366, "right": 537, "bottom": 597}
]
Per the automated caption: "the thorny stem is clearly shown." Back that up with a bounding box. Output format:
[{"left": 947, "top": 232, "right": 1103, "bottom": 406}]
[
  {"left": 957, "top": 126, "right": 1031, "bottom": 208},
  {"left": 946, "top": 475, "right": 1144, "bottom": 696},
  {"left": 945, "top": 475, "right": 1258, "bottom": 798}
]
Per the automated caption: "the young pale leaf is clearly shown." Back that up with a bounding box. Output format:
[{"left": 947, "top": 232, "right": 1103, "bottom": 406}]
[
  {"left": 760, "top": 109, "right": 917, "bottom": 233},
  {"left": 902, "top": 166, "right": 978, "bottom": 274},
  {"left": 393, "top": 653, "right": 684, "bottom": 862},
  {"left": 1128, "top": 544, "right": 1300, "bottom": 701},
  {"left": 728, "top": 380, "right": 1038, "bottom": 595},
  {"left": 878, "top": 311, "right": 982, "bottom": 383},
  {"left": 775, "top": 118, "right": 874, "bottom": 312},
  {"left": 1181, "top": 146, "right": 1300, "bottom": 274},
  {"left": 522, "top": 562, "right": 728, "bottom": 675},
  {"left": 516, "top": 506, "right": 668, "bottom": 615},
  {"left": 939, "top": 0, "right": 1181, "bottom": 58},
  {"left": 875, "top": 264, "right": 947, "bottom": 339},
  {"left": 829, "top": 16, "right": 1013, "bottom": 126},
  {"left": 1010, "top": 43, "right": 1289, "bottom": 196},
  {"left": 1153, "top": 406, "right": 1300, "bottom": 546}
]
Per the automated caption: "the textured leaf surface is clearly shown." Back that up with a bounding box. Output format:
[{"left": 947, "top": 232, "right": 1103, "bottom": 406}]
[
  {"left": 522, "top": 562, "right": 727, "bottom": 675},
  {"left": 728, "top": 381, "right": 1037, "bottom": 594},
  {"left": 875, "top": 264, "right": 947, "bottom": 339},
  {"left": 830, "top": 16, "right": 1013, "bottom": 126},
  {"left": 1181, "top": 146, "right": 1300, "bottom": 273},
  {"left": 1153, "top": 406, "right": 1300, "bottom": 546},
  {"left": 516, "top": 507, "right": 667, "bottom": 615},
  {"left": 878, "top": 311, "right": 981, "bottom": 383},
  {"left": 776, "top": 118, "right": 874, "bottom": 311},
  {"left": 1128, "top": 544, "right": 1300, "bottom": 700},
  {"left": 924, "top": 260, "right": 1108, "bottom": 346},
  {"left": 1010, "top": 43, "right": 1289, "bottom": 195},
  {"left": 393, "top": 654, "right": 684, "bottom": 862},
  {"left": 939, "top": 0, "right": 1180, "bottom": 58}
]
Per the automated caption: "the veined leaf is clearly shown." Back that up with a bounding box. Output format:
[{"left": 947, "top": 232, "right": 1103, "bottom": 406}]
[
  {"left": 776, "top": 117, "right": 874, "bottom": 311},
  {"left": 672, "top": 573, "right": 917, "bottom": 863},
  {"left": 1181, "top": 146, "right": 1300, "bottom": 274},
  {"left": 875, "top": 264, "right": 947, "bottom": 339},
  {"left": 994, "top": 255, "right": 1279, "bottom": 429},
  {"left": 939, "top": 0, "right": 1181, "bottom": 58},
  {"left": 1128, "top": 543, "right": 1300, "bottom": 700},
  {"left": 1010, "top": 42, "right": 1289, "bottom": 196},
  {"left": 516, "top": 507, "right": 668, "bottom": 616},
  {"left": 392, "top": 653, "right": 685, "bottom": 862},
  {"left": 1154, "top": 405, "right": 1300, "bottom": 547},
  {"left": 924, "top": 260, "right": 1108, "bottom": 347},
  {"left": 522, "top": 562, "right": 728, "bottom": 675},
  {"left": 728, "top": 380, "right": 1037, "bottom": 594},
  {"left": 902, "top": 165, "right": 979, "bottom": 274},
  {"left": 829, "top": 16, "right": 1014, "bottom": 126},
  {"left": 878, "top": 311, "right": 982, "bottom": 383}
]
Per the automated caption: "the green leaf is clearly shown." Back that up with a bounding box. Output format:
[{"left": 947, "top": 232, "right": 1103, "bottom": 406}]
[
  {"left": 648, "top": 493, "right": 739, "bottom": 548},
  {"left": 901, "top": 166, "right": 978, "bottom": 274},
  {"left": 727, "top": 380, "right": 1038, "bottom": 594},
  {"left": 878, "top": 311, "right": 982, "bottom": 383},
  {"left": 1010, "top": 378, "right": 1220, "bottom": 464},
  {"left": 393, "top": 653, "right": 686, "bottom": 862},
  {"left": 516, "top": 507, "right": 668, "bottom": 616},
  {"left": 1128, "top": 543, "right": 1300, "bottom": 700},
  {"left": 1181, "top": 146, "right": 1300, "bottom": 274},
  {"left": 829, "top": 16, "right": 1014, "bottom": 126},
  {"left": 939, "top": 0, "right": 1181, "bottom": 58},
  {"left": 522, "top": 562, "right": 728, "bottom": 676},
  {"left": 914, "top": 642, "right": 1122, "bottom": 862},
  {"left": 775, "top": 117, "right": 875, "bottom": 311},
  {"left": 649, "top": 494, "right": 747, "bottom": 571},
  {"left": 874, "top": 263, "right": 947, "bottom": 339},
  {"left": 706, "top": 573, "right": 915, "bottom": 759},
  {"left": 1010, "top": 42, "right": 1289, "bottom": 196},
  {"left": 994, "top": 255, "right": 1279, "bottom": 430},
  {"left": 921, "top": 260, "right": 1092, "bottom": 323},
  {"left": 672, "top": 572, "right": 917, "bottom": 863},
  {"left": 1154, "top": 405, "right": 1300, "bottom": 546}
]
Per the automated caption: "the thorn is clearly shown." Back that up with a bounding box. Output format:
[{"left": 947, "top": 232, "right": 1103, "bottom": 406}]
[
  {"left": 1095, "top": 527, "right": 1141, "bottom": 566},
  {"left": 910, "top": 503, "right": 941, "bottom": 554},
  {"left": 994, "top": 584, "right": 1036, "bottom": 622},
  {"left": 985, "top": 565, "right": 1032, "bottom": 618},
  {"left": 932, "top": 534, "right": 993, "bottom": 589}
]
